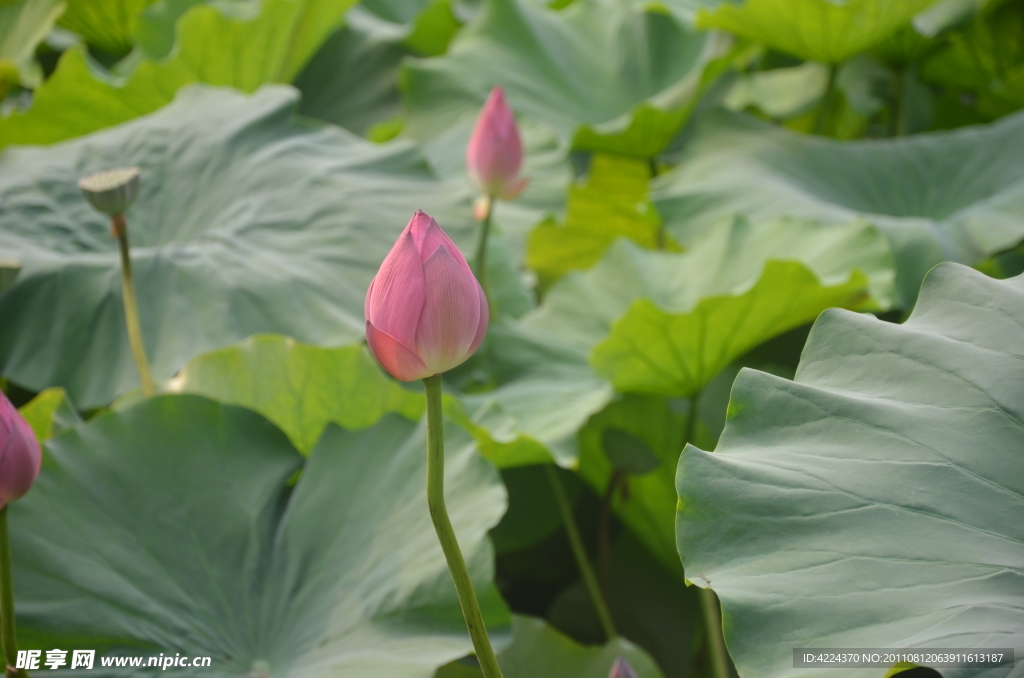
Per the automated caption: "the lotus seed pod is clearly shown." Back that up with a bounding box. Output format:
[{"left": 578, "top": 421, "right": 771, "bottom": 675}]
[
  {"left": 0, "top": 392, "right": 42, "bottom": 509},
  {"left": 78, "top": 166, "right": 141, "bottom": 216},
  {"left": 608, "top": 656, "right": 639, "bottom": 678}
]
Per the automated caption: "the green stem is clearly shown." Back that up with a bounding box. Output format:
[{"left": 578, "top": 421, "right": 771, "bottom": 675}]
[
  {"left": 699, "top": 588, "right": 730, "bottom": 678},
  {"left": 113, "top": 215, "right": 155, "bottom": 397},
  {"left": 423, "top": 375, "right": 503, "bottom": 678},
  {"left": 545, "top": 465, "right": 617, "bottom": 641},
  {"left": 814, "top": 63, "right": 839, "bottom": 136},
  {"left": 473, "top": 197, "right": 495, "bottom": 320},
  {"left": 0, "top": 507, "right": 27, "bottom": 678}
]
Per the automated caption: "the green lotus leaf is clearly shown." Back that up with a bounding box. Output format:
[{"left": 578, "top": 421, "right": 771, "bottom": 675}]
[
  {"left": 294, "top": 0, "right": 463, "bottom": 138},
  {"left": 696, "top": 0, "right": 937, "bottom": 64},
  {"left": 676, "top": 263, "right": 1024, "bottom": 677},
  {"left": 16, "top": 387, "right": 79, "bottom": 442},
  {"left": 526, "top": 216, "right": 893, "bottom": 399},
  {"left": 652, "top": 109, "right": 1024, "bottom": 305},
  {"left": 13, "top": 394, "right": 510, "bottom": 675},
  {"left": 168, "top": 335, "right": 423, "bottom": 455},
  {"left": 0, "top": 0, "right": 356, "bottom": 149},
  {"left": 526, "top": 154, "right": 667, "bottom": 289},
  {"left": 913, "top": 0, "right": 1000, "bottom": 37},
  {"left": 923, "top": 0, "right": 1024, "bottom": 120},
  {"left": 0, "top": 0, "right": 65, "bottom": 90},
  {"left": 449, "top": 320, "right": 615, "bottom": 469},
  {"left": 576, "top": 393, "right": 690, "bottom": 573},
  {"left": 401, "top": 0, "right": 727, "bottom": 158},
  {"left": 0, "top": 85, "right": 474, "bottom": 408},
  {"left": 294, "top": 8, "right": 416, "bottom": 138},
  {"left": 436, "top": 616, "right": 664, "bottom": 678},
  {"left": 57, "top": 0, "right": 153, "bottom": 55},
  {"left": 724, "top": 61, "right": 830, "bottom": 119}
]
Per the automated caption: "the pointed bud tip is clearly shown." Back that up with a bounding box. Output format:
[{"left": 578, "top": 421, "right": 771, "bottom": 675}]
[
  {"left": 609, "top": 656, "right": 639, "bottom": 678},
  {"left": 79, "top": 166, "right": 141, "bottom": 216}
]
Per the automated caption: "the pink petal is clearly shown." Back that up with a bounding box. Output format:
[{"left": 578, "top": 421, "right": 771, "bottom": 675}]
[
  {"left": 0, "top": 397, "right": 41, "bottom": 508},
  {"left": 469, "top": 279, "right": 489, "bottom": 355},
  {"left": 416, "top": 245, "right": 482, "bottom": 374},
  {"left": 366, "top": 320, "right": 431, "bottom": 382},
  {"left": 412, "top": 213, "right": 474, "bottom": 278},
  {"left": 467, "top": 86, "right": 524, "bottom": 198},
  {"left": 365, "top": 229, "right": 425, "bottom": 347}
]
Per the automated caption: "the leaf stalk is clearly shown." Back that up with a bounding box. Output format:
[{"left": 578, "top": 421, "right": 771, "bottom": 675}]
[{"left": 112, "top": 214, "right": 156, "bottom": 397}]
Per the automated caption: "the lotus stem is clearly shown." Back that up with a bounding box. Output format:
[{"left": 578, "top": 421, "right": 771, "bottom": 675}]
[
  {"left": 423, "top": 375, "right": 504, "bottom": 678},
  {"left": 473, "top": 196, "right": 495, "bottom": 319},
  {"left": 545, "top": 465, "right": 618, "bottom": 641},
  {"left": 700, "top": 588, "right": 731, "bottom": 678},
  {"left": 0, "top": 507, "right": 27, "bottom": 678},
  {"left": 112, "top": 214, "right": 155, "bottom": 397}
]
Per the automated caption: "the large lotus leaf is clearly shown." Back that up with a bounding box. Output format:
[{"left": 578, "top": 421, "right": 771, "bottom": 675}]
[
  {"left": 0, "top": 0, "right": 356, "bottom": 149},
  {"left": 449, "top": 320, "right": 614, "bottom": 469},
  {"left": 676, "top": 263, "right": 1024, "bottom": 678},
  {"left": 922, "top": 0, "right": 1024, "bottom": 120},
  {"left": 0, "top": 0, "right": 65, "bottom": 89},
  {"left": 0, "top": 85, "right": 474, "bottom": 408},
  {"left": 652, "top": 109, "right": 1024, "bottom": 306},
  {"left": 724, "top": 62, "right": 829, "bottom": 119},
  {"left": 401, "top": 0, "right": 727, "bottom": 158},
  {"left": 696, "top": 0, "right": 937, "bottom": 64},
  {"left": 16, "top": 387, "right": 79, "bottom": 442},
  {"left": 294, "top": 8, "right": 414, "bottom": 137},
  {"left": 525, "top": 216, "right": 893, "bottom": 399},
  {"left": 57, "top": 0, "right": 154, "bottom": 55},
  {"left": 13, "top": 395, "right": 510, "bottom": 676},
  {"left": 436, "top": 617, "right": 664, "bottom": 678},
  {"left": 168, "top": 334, "right": 423, "bottom": 455},
  {"left": 526, "top": 154, "right": 667, "bottom": 289}
]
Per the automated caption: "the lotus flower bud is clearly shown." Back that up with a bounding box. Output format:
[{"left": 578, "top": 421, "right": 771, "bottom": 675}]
[
  {"left": 365, "top": 211, "right": 488, "bottom": 381},
  {"left": 78, "top": 167, "right": 141, "bottom": 216},
  {"left": 0, "top": 393, "right": 42, "bottom": 509},
  {"left": 467, "top": 86, "right": 528, "bottom": 200},
  {"left": 608, "top": 657, "right": 639, "bottom": 678}
]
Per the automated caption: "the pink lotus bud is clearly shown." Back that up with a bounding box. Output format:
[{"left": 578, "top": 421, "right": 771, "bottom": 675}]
[
  {"left": 467, "top": 86, "right": 528, "bottom": 200},
  {"left": 609, "top": 657, "right": 639, "bottom": 678},
  {"left": 0, "top": 393, "right": 42, "bottom": 509},
  {"left": 365, "top": 211, "right": 488, "bottom": 381}
]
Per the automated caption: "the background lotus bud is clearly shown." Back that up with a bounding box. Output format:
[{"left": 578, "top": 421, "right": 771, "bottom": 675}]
[
  {"left": 365, "top": 211, "right": 488, "bottom": 381},
  {"left": 467, "top": 86, "right": 528, "bottom": 200},
  {"left": 0, "top": 393, "right": 42, "bottom": 509},
  {"left": 78, "top": 166, "right": 141, "bottom": 216},
  {"left": 608, "top": 657, "right": 639, "bottom": 678}
]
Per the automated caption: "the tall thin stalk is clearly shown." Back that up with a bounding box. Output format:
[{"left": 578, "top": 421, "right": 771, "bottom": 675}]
[
  {"left": 473, "top": 197, "right": 495, "bottom": 319},
  {"left": 699, "top": 588, "right": 730, "bottom": 678},
  {"left": 545, "top": 465, "right": 617, "bottom": 641},
  {"left": 112, "top": 214, "right": 155, "bottom": 397},
  {"left": 423, "top": 375, "right": 503, "bottom": 678}
]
